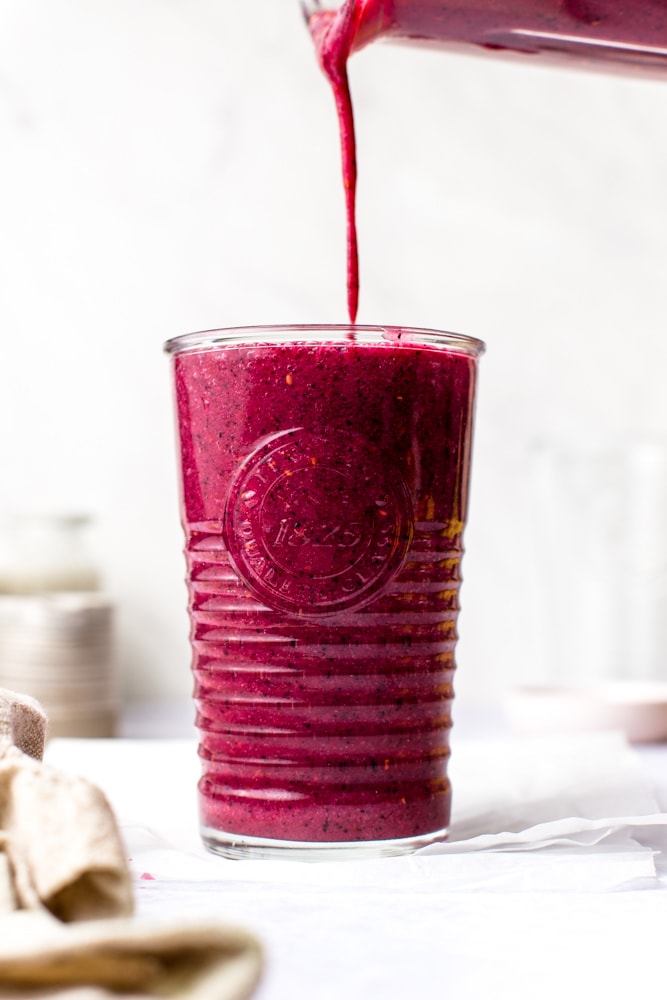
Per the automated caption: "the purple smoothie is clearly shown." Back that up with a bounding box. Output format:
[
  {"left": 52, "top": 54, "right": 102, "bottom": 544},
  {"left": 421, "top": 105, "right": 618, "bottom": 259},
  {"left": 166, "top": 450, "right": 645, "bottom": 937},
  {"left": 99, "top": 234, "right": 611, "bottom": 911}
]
[{"left": 169, "top": 326, "right": 482, "bottom": 848}]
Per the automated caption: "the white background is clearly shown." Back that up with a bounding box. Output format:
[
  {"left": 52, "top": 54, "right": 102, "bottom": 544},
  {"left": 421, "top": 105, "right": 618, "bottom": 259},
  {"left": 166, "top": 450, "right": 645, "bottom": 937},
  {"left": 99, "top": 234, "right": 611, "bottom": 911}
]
[{"left": 1, "top": 0, "right": 667, "bottom": 708}]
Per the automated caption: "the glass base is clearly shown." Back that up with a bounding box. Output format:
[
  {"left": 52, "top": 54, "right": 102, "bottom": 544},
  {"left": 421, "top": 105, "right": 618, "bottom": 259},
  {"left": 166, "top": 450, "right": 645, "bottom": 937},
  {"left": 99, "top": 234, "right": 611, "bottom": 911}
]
[{"left": 200, "top": 825, "right": 448, "bottom": 861}]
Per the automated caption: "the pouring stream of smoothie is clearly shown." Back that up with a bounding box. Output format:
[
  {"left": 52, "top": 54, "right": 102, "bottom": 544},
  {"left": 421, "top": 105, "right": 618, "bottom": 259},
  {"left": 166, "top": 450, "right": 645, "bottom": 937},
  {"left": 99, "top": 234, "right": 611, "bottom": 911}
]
[
  {"left": 309, "top": 3, "right": 360, "bottom": 322},
  {"left": 308, "top": 0, "right": 667, "bottom": 321}
]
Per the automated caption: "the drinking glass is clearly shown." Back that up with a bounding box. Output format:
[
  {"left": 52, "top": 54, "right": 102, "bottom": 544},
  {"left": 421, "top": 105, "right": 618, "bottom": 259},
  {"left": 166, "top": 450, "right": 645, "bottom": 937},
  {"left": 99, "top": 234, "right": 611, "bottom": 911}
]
[{"left": 165, "top": 324, "right": 484, "bottom": 858}]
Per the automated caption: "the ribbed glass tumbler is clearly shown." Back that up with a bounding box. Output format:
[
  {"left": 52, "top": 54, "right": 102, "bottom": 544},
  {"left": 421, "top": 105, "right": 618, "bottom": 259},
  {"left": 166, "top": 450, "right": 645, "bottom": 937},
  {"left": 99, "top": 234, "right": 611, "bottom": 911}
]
[{"left": 165, "top": 325, "right": 484, "bottom": 859}]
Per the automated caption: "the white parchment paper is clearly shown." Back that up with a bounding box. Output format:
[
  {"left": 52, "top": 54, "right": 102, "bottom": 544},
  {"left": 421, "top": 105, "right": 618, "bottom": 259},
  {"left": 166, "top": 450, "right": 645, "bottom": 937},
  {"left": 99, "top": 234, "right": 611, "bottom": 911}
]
[{"left": 44, "top": 732, "right": 667, "bottom": 1000}]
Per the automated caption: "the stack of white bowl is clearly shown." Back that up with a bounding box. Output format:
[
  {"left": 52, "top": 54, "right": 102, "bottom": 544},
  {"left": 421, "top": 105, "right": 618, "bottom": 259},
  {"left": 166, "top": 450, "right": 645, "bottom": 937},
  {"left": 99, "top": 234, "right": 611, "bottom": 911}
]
[
  {"left": 0, "top": 593, "right": 116, "bottom": 738},
  {"left": 0, "top": 515, "right": 117, "bottom": 738}
]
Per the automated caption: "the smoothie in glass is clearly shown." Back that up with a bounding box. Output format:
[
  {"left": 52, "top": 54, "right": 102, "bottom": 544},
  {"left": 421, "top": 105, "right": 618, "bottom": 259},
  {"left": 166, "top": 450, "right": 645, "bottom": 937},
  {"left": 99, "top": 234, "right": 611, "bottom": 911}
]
[{"left": 166, "top": 325, "right": 483, "bottom": 859}]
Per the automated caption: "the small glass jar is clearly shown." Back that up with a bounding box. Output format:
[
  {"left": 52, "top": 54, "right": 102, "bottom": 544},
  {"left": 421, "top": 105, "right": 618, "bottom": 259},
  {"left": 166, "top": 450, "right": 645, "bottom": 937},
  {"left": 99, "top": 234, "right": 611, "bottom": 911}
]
[{"left": 0, "top": 514, "right": 100, "bottom": 595}]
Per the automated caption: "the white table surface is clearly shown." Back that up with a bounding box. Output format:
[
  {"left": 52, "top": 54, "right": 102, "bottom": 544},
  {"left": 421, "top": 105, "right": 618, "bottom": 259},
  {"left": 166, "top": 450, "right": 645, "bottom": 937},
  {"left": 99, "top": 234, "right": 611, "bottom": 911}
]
[{"left": 45, "top": 703, "right": 667, "bottom": 1000}]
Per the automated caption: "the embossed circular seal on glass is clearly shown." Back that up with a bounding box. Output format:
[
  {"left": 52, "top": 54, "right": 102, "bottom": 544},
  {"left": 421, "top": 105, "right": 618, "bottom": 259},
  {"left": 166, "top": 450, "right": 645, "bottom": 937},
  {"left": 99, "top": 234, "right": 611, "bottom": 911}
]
[{"left": 224, "top": 428, "right": 414, "bottom": 615}]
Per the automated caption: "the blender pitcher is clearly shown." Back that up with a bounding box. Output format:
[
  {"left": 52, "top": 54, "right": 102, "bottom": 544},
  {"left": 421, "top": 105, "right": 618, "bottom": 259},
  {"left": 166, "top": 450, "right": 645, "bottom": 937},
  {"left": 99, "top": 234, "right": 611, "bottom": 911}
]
[{"left": 303, "top": 0, "right": 667, "bottom": 75}]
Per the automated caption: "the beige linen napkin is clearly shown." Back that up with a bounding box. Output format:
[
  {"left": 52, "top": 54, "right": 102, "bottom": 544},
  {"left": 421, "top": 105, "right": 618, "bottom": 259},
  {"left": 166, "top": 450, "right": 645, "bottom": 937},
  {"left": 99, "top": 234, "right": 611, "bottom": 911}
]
[{"left": 0, "top": 688, "right": 262, "bottom": 999}]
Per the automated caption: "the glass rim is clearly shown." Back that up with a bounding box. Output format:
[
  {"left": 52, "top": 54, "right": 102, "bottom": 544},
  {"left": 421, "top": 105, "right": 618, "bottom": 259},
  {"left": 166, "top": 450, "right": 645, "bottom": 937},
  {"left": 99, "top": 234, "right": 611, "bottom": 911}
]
[{"left": 164, "top": 324, "right": 486, "bottom": 357}]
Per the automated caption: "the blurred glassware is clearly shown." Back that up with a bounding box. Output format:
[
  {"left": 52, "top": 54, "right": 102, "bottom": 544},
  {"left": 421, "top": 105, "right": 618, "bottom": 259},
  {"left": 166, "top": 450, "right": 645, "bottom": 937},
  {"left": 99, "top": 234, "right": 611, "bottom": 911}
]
[
  {"left": 532, "top": 436, "right": 667, "bottom": 687},
  {"left": 0, "top": 513, "right": 100, "bottom": 594},
  {"left": 508, "top": 436, "right": 667, "bottom": 742}
]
